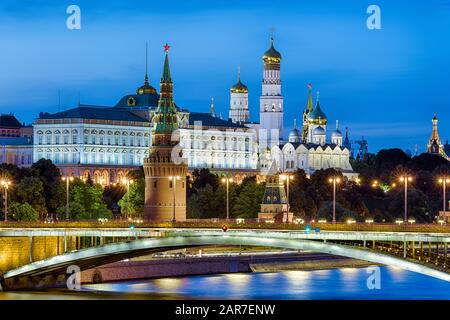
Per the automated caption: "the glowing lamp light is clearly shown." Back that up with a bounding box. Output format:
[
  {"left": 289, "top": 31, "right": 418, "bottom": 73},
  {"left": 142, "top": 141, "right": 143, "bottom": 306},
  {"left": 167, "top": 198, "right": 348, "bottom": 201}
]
[
  {"left": 293, "top": 218, "right": 304, "bottom": 224},
  {"left": 407, "top": 218, "right": 416, "bottom": 224},
  {"left": 304, "top": 226, "right": 312, "bottom": 232},
  {"left": 365, "top": 219, "right": 374, "bottom": 224},
  {"left": 236, "top": 218, "right": 245, "bottom": 224},
  {"left": 346, "top": 219, "right": 356, "bottom": 224},
  {"left": 318, "top": 219, "right": 327, "bottom": 224},
  {"left": 395, "top": 219, "right": 404, "bottom": 225}
]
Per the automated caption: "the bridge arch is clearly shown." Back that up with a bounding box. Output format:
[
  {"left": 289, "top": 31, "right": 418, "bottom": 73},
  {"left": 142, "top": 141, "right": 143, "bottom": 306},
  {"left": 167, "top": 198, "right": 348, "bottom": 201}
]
[{"left": 3, "top": 234, "right": 450, "bottom": 289}]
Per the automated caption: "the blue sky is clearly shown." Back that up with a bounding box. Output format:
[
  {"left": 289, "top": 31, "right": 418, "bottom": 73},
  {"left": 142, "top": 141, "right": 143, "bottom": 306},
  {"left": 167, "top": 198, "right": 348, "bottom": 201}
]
[{"left": 0, "top": 0, "right": 449, "bottom": 152}]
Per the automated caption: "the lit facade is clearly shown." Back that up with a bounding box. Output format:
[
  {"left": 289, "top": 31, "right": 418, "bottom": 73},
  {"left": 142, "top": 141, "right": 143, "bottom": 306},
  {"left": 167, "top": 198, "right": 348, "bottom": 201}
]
[
  {"left": 30, "top": 38, "right": 357, "bottom": 181},
  {"left": 427, "top": 114, "right": 449, "bottom": 160}
]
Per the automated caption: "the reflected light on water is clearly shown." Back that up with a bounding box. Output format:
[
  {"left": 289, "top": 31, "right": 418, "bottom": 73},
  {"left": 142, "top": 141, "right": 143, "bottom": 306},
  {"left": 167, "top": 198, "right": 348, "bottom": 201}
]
[
  {"left": 223, "top": 273, "right": 251, "bottom": 294},
  {"left": 153, "top": 278, "right": 182, "bottom": 290}
]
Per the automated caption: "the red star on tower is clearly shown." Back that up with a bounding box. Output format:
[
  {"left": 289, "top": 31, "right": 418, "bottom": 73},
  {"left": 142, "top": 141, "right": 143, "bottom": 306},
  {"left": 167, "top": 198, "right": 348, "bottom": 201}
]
[{"left": 164, "top": 43, "right": 170, "bottom": 53}]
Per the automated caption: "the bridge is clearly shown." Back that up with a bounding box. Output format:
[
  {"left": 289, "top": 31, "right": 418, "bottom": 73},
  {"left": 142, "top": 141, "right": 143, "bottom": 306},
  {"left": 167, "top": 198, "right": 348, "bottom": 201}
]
[{"left": 0, "top": 228, "right": 449, "bottom": 290}]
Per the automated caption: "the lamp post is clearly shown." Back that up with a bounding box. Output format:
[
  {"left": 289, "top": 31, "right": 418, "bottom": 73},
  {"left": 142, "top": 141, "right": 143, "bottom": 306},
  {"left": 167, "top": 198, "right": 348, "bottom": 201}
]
[
  {"left": 169, "top": 176, "right": 180, "bottom": 222},
  {"left": 61, "top": 176, "right": 74, "bottom": 221},
  {"left": 328, "top": 177, "right": 341, "bottom": 224},
  {"left": 1, "top": 180, "right": 11, "bottom": 222},
  {"left": 121, "top": 178, "right": 134, "bottom": 220},
  {"left": 221, "top": 177, "right": 233, "bottom": 220},
  {"left": 399, "top": 175, "right": 413, "bottom": 223},
  {"left": 280, "top": 174, "right": 294, "bottom": 223},
  {"left": 438, "top": 176, "right": 450, "bottom": 221}
]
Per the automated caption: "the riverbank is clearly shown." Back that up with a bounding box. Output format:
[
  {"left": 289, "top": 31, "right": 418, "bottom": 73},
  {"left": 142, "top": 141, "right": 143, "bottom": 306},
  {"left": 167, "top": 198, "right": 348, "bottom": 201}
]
[
  {"left": 250, "top": 258, "right": 378, "bottom": 272},
  {"left": 81, "top": 251, "right": 375, "bottom": 284}
]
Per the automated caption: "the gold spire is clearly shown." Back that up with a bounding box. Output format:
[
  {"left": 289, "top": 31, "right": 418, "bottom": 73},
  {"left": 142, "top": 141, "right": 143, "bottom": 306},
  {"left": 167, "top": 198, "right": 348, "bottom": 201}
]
[{"left": 137, "top": 42, "right": 157, "bottom": 95}]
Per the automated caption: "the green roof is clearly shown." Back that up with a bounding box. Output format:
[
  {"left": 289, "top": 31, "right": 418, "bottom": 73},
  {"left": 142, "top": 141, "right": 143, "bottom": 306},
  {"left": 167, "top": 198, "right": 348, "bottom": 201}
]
[{"left": 307, "top": 100, "right": 327, "bottom": 121}]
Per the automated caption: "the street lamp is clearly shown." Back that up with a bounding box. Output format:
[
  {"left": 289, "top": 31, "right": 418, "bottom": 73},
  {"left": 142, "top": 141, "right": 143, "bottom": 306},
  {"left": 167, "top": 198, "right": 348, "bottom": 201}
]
[
  {"left": 1, "top": 179, "right": 11, "bottom": 222},
  {"left": 328, "top": 177, "right": 341, "bottom": 224},
  {"left": 61, "top": 176, "right": 74, "bottom": 221},
  {"left": 221, "top": 177, "right": 233, "bottom": 220},
  {"left": 371, "top": 180, "right": 379, "bottom": 188},
  {"left": 121, "top": 178, "right": 134, "bottom": 220},
  {"left": 399, "top": 175, "right": 413, "bottom": 222},
  {"left": 280, "top": 174, "right": 294, "bottom": 223},
  {"left": 438, "top": 176, "right": 450, "bottom": 221},
  {"left": 169, "top": 175, "right": 181, "bottom": 222},
  {"left": 169, "top": 176, "right": 180, "bottom": 222}
]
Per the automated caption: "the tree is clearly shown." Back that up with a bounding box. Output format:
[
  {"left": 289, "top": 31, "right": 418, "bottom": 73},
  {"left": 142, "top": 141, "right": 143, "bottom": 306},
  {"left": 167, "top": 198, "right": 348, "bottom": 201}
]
[
  {"left": 31, "top": 159, "right": 63, "bottom": 213},
  {"left": 374, "top": 149, "right": 410, "bottom": 181},
  {"left": 187, "top": 183, "right": 236, "bottom": 219},
  {"left": 317, "top": 201, "right": 357, "bottom": 222},
  {"left": 16, "top": 176, "right": 47, "bottom": 217},
  {"left": 56, "top": 179, "right": 113, "bottom": 220},
  {"left": 232, "top": 180, "right": 265, "bottom": 218},
  {"left": 118, "top": 178, "right": 145, "bottom": 218},
  {"left": 191, "top": 169, "right": 220, "bottom": 192},
  {"left": 408, "top": 153, "right": 449, "bottom": 172},
  {"left": 9, "top": 202, "right": 39, "bottom": 221}
]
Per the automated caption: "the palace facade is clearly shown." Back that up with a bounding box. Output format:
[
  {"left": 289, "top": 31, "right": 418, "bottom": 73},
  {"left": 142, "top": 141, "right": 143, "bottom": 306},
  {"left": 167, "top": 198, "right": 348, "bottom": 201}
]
[{"left": 30, "top": 38, "right": 357, "bottom": 183}]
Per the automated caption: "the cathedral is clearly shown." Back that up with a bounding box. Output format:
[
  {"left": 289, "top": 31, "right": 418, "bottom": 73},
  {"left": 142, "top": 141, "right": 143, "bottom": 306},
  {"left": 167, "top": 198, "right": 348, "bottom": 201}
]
[{"left": 32, "top": 37, "right": 357, "bottom": 185}]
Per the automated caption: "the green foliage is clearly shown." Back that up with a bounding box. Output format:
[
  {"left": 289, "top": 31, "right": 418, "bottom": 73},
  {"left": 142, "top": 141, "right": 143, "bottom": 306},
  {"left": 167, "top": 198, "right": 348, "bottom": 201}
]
[
  {"left": 16, "top": 176, "right": 47, "bottom": 217},
  {"left": 56, "top": 179, "right": 113, "bottom": 220},
  {"left": 188, "top": 184, "right": 234, "bottom": 219},
  {"left": 231, "top": 180, "right": 265, "bottom": 218},
  {"left": 9, "top": 202, "right": 39, "bottom": 221},
  {"left": 118, "top": 178, "right": 145, "bottom": 218}
]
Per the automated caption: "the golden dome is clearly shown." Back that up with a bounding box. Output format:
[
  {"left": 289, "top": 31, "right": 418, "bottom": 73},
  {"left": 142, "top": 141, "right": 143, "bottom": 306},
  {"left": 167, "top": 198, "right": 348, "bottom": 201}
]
[
  {"left": 262, "top": 38, "right": 281, "bottom": 64},
  {"left": 136, "top": 75, "right": 157, "bottom": 95}
]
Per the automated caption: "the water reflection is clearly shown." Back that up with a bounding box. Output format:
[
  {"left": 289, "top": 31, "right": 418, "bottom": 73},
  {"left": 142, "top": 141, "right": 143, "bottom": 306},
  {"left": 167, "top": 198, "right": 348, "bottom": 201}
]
[{"left": 2, "top": 267, "right": 450, "bottom": 300}]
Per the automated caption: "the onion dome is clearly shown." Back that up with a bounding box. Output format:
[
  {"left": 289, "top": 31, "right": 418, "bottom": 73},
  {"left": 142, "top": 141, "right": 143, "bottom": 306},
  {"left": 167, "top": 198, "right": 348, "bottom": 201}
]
[
  {"left": 230, "top": 67, "right": 248, "bottom": 94},
  {"left": 307, "top": 92, "right": 327, "bottom": 125},
  {"left": 313, "top": 126, "right": 326, "bottom": 135},
  {"left": 262, "top": 37, "right": 281, "bottom": 64},
  {"left": 289, "top": 128, "right": 300, "bottom": 143},
  {"left": 331, "top": 120, "right": 342, "bottom": 138},
  {"left": 288, "top": 119, "right": 301, "bottom": 143}
]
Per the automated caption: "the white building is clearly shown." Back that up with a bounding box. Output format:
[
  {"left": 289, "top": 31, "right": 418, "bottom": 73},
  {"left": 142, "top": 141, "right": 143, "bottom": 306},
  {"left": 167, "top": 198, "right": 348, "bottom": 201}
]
[
  {"left": 32, "top": 38, "right": 356, "bottom": 182},
  {"left": 259, "top": 38, "right": 284, "bottom": 146},
  {"left": 33, "top": 71, "right": 257, "bottom": 184},
  {"left": 229, "top": 68, "right": 250, "bottom": 124}
]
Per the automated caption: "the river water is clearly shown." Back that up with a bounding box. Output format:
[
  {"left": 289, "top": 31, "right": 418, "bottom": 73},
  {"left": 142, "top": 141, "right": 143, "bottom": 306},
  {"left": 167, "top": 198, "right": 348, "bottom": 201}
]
[{"left": 1, "top": 266, "right": 450, "bottom": 300}]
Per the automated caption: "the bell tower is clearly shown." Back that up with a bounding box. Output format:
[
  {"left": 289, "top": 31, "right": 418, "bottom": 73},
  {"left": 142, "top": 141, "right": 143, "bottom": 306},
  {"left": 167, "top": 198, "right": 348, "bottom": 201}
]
[
  {"left": 143, "top": 43, "right": 188, "bottom": 222},
  {"left": 259, "top": 37, "right": 283, "bottom": 146}
]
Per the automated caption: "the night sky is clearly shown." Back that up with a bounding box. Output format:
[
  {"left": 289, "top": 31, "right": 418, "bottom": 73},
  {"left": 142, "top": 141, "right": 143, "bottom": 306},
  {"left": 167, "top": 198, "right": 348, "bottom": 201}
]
[{"left": 0, "top": 0, "right": 449, "bottom": 153}]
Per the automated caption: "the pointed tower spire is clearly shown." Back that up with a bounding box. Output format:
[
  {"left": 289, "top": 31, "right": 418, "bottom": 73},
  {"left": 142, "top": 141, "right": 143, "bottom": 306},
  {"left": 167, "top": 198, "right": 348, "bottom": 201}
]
[
  {"left": 136, "top": 42, "right": 157, "bottom": 95},
  {"left": 306, "top": 84, "right": 313, "bottom": 113},
  {"left": 336, "top": 120, "right": 339, "bottom": 130},
  {"left": 144, "top": 42, "right": 149, "bottom": 85},
  {"left": 210, "top": 97, "right": 216, "bottom": 117},
  {"left": 293, "top": 118, "right": 297, "bottom": 129},
  {"left": 161, "top": 43, "right": 172, "bottom": 82},
  {"left": 153, "top": 43, "right": 177, "bottom": 134},
  {"left": 428, "top": 113, "right": 445, "bottom": 156}
]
